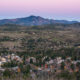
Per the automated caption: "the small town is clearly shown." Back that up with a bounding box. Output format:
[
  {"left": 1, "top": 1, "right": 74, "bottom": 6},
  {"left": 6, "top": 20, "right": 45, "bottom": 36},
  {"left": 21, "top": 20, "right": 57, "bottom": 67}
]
[{"left": 0, "top": 52, "right": 80, "bottom": 80}]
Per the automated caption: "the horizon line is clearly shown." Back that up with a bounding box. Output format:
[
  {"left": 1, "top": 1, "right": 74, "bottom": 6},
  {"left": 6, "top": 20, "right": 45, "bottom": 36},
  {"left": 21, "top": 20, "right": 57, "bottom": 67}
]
[{"left": 0, "top": 15, "right": 80, "bottom": 22}]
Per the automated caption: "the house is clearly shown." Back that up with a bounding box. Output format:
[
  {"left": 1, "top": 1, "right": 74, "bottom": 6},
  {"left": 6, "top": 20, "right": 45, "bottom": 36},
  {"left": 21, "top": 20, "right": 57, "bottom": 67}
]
[
  {"left": 0, "top": 57, "right": 7, "bottom": 68},
  {"left": 46, "top": 59, "right": 54, "bottom": 64},
  {"left": 56, "top": 57, "right": 64, "bottom": 64},
  {"left": 11, "top": 54, "right": 22, "bottom": 62},
  {"left": 1, "top": 58, "right": 7, "bottom": 63}
]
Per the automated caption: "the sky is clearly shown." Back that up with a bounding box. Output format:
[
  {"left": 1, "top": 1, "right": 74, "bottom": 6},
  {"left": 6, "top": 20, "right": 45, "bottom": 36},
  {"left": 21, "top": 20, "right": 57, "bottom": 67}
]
[{"left": 0, "top": 0, "right": 80, "bottom": 21}]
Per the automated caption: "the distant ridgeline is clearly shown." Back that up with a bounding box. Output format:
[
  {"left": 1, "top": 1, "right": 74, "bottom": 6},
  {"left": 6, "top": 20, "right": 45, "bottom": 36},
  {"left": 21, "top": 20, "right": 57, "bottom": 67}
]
[{"left": 0, "top": 15, "right": 79, "bottom": 26}]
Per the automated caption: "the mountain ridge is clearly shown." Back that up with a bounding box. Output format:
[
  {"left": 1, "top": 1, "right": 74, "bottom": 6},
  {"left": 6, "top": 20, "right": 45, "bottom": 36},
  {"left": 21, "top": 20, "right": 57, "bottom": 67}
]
[{"left": 0, "top": 15, "right": 79, "bottom": 26}]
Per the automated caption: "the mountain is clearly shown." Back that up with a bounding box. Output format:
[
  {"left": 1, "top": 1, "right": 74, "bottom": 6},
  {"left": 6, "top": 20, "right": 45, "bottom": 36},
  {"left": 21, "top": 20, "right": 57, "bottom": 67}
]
[{"left": 0, "top": 15, "right": 79, "bottom": 26}]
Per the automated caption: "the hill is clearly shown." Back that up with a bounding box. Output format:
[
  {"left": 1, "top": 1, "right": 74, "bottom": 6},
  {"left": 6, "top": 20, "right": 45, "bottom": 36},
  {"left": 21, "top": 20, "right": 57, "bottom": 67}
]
[{"left": 0, "top": 15, "right": 79, "bottom": 26}]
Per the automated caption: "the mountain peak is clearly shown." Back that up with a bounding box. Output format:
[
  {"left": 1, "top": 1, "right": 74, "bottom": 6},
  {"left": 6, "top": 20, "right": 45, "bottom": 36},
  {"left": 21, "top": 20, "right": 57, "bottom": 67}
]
[
  {"left": 26, "top": 15, "right": 44, "bottom": 19},
  {"left": 27, "top": 15, "right": 36, "bottom": 18}
]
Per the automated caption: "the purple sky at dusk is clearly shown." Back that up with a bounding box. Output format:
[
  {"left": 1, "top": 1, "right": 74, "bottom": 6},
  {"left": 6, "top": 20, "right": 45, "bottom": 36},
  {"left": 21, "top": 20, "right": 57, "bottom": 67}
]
[{"left": 0, "top": 0, "right": 80, "bottom": 21}]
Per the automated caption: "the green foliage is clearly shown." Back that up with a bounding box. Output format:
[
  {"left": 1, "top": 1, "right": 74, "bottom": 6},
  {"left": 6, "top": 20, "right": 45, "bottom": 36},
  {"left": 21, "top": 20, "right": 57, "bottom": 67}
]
[
  {"left": 3, "top": 69, "right": 12, "bottom": 77},
  {"left": 22, "top": 65, "right": 30, "bottom": 77},
  {"left": 61, "top": 62, "right": 65, "bottom": 70},
  {"left": 30, "top": 59, "right": 33, "bottom": 64},
  {"left": 71, "top": 63, "right": 75, "bottom": 70},
  {"left": 2, "top": 61, "right": 18, "bottom": 68}
]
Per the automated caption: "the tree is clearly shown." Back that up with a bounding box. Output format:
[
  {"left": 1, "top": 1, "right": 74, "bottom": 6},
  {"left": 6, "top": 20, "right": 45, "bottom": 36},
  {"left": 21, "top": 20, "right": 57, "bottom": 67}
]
[
  {"left": 61, "top": 62, "right": 65, "bottom": 70},
  {"left": 3, "top": 69, "right": 12, "bottom": 78},
  {"left": 30, "top": 59, "right": 33, "bottom": 64},
  {"left": 22, "top": 65, "right": 31, "bottom": 77},
  {"left": 71, "top": 63, "right": 75, "bottom": 71}
]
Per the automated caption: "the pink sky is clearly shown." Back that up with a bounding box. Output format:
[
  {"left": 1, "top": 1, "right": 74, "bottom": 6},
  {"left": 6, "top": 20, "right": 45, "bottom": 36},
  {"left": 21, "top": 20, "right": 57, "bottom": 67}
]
[{"left": 0, "top": 0, "right": 80, "bottom": 21}]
